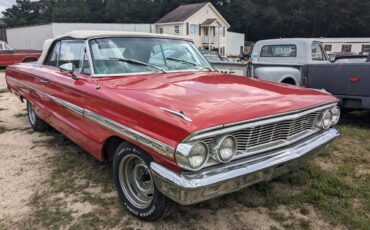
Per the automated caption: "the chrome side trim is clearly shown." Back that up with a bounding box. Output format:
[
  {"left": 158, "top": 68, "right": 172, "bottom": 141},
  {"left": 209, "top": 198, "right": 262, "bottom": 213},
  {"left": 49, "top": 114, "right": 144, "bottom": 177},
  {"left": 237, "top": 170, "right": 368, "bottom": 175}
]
[
  {"left": 8, "top": 76, "right": 174, "bottom": 158},
  {"left": 185, "top": 102, "right": 337, "bottom": 141},
  {"left": 84, "top": 109, "right": 174, "bottom": 158},
  {"left": 7, "top": 76, "right": 46, "bottom": 96},
  {"left": 151, "top": 128, "right": 339, "bottom": 205},
  {"left": 49, "top": 95, "right": 84, "bottom": 116},
  {"left": 160, "top": 107, "right": 192, "bottom": 122}
]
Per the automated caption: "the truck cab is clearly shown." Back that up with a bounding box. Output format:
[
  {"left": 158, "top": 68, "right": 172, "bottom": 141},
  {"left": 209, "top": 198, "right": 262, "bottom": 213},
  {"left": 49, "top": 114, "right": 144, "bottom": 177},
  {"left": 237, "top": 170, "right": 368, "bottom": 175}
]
[{"left": 250, "top": 38, "right": 329, "bottom": 85}]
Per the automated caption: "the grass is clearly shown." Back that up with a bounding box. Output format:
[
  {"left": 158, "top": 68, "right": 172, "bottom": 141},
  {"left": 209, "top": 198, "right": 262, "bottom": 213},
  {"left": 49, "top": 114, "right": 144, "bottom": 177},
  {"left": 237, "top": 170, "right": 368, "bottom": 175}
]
[
  {"left": 14, "top": 112, "right": 27, "bottom": 118},
  {"left": 0, "top": 126, "right": 7, "bottom": 134},
  {"left": 232, "top": 112, "right": 370, "bottom": 229},
  {"left": 0, "top": 88, "right": 8, "bottom": 94},
  {"left": 11, "top": 111, "right": 370, "bottom": 229},
  {"left": 26, "top": 133, "right": 130, "bottom": 229}
]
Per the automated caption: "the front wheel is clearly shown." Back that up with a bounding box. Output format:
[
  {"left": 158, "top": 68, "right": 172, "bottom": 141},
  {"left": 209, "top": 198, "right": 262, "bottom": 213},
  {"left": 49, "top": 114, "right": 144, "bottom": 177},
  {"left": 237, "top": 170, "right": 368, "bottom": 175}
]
[
  {"left": 27, "top": 101, "right": 48, "bottom": 131},
  {"left": 113, "top": 142, "right": 176, "bottom": 221}
]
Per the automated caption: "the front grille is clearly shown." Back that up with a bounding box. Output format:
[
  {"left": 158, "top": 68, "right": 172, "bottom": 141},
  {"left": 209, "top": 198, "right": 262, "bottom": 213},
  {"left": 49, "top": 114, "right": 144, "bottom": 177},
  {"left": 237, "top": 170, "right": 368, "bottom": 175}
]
[{"left": 202, "top": 111, "right": 320, "bottom": 151}]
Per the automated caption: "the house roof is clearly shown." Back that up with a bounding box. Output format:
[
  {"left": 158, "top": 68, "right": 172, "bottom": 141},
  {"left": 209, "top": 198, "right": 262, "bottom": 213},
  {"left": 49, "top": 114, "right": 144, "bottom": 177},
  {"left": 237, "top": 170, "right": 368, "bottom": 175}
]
[
  {"left": 156, "top": 2, "right": 208, "bottom": 23},
  {"left": 201, "top": 18, "right": 217, "bottom": 26}
]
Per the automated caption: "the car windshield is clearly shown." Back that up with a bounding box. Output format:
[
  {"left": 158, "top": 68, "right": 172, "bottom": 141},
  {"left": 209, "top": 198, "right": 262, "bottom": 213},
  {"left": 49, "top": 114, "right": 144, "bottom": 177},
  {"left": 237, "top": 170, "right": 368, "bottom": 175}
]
[{"left": 89, "top": 37, "right": 212, "bottom": 75}]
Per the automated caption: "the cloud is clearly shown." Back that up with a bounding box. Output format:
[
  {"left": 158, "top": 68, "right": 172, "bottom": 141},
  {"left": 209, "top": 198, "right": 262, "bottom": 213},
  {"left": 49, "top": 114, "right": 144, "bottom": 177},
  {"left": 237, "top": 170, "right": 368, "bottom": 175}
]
[{"left": 0, "top": 0, "right": 17, "bottom": 14}]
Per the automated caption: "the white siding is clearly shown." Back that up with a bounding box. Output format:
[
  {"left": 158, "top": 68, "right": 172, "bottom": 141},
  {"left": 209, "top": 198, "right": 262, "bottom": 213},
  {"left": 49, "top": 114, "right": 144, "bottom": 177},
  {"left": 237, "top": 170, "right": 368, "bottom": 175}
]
[
  {"left": 6, "top": 24, "right": 53, "bottom": 49},
  {"left": 6, "top": 23, "right": 154, "bottom": 49},
  {"left": 320, "top": 38, "right": 370, "bottom": 54},
  {"left": 52, "top": 23, "right": 152, "bottom": 36},
  {"left": 227, "top": 32, "right": 245, "bottom": 56}
]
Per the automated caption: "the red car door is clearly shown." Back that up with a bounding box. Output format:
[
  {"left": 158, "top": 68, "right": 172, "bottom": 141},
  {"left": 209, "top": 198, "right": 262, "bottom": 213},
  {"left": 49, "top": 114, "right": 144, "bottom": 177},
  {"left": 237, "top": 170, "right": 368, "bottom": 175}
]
[{"left": 40, "top": 39, "right": 96, "bottom": 153}]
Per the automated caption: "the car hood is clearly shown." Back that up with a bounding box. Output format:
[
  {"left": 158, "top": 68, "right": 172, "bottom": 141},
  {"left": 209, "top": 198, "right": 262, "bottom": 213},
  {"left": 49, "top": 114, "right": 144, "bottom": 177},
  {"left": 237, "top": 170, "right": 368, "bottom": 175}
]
[{"left": 97, "top": 71, "right": 338, "bottom": 134}]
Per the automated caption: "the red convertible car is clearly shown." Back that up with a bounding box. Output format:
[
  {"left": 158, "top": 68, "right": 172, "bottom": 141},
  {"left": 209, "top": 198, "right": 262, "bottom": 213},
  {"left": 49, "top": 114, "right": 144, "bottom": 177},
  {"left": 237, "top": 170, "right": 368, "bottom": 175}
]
[
  {"left": 0, "top": 40, "right": 41, "bottom": 67},
  {"left": 6, "top": 31, "right": 340, "bottom": 221}
]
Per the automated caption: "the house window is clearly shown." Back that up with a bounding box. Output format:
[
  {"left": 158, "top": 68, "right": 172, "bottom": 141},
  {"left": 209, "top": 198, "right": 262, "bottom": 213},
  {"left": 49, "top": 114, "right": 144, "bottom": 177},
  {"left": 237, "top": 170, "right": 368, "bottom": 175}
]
[
  {"left": 324, "top": 45, "right": 332, "bottom": 52},
  {"left": 159, "top": 28, "right": 163, "bottom": 34},
  {"left": 362, "top": 45, "right": 370, "bottom": 54},
  {"left": 189, "top": 24, "right": 198, "bottom": 35},
  {"left": 215, "top": 27, "right": 223, "bottom": 37},
  {"left": 342, "top": 44, "right": 352, "bottom": 53},
  {"left": 174, "top": 25, "right": 180, "bottom": 34}
]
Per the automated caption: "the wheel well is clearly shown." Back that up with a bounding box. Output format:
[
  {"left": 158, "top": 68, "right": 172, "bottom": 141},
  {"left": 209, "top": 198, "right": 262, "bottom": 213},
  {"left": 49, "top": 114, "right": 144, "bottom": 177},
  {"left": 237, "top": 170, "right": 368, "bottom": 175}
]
[
  {"left": 281, "top": 77, "right": 296, "bottom": 85},
  {"left": 23, "top": 57, "right": 38, "bottom": 63},
  {"left": 102, "top": 136, "right": 125, "bottom": 162}
]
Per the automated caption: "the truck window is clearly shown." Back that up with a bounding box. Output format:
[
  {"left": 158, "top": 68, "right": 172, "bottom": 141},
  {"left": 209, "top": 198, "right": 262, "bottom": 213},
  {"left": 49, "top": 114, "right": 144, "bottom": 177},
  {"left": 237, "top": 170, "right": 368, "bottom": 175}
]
[
  {"left": 312, "top": 42, "right": 326, "bottom": 61},
  {"left": 260, "top": 45, "right": 296, "bottom": 57}
]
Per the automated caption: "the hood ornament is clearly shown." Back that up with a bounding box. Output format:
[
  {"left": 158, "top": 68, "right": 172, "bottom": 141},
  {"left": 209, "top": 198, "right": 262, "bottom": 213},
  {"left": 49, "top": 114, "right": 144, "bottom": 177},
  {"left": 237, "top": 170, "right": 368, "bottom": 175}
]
[{"left": 160, "top": 107, "right": 192, "bottom": 122}]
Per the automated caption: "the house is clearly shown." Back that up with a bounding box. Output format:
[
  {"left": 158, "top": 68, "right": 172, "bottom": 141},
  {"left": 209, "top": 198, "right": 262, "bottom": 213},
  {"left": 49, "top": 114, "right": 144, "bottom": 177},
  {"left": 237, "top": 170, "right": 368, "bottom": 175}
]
[
  {"left": 155, "top": 2, "right": 243, "bottom": 56},
  {"left": 5, "top": 2, "right": 245, "bottom": 56},
  {"left": 320, "top": 37, "right": 370, "bottom": 55}
]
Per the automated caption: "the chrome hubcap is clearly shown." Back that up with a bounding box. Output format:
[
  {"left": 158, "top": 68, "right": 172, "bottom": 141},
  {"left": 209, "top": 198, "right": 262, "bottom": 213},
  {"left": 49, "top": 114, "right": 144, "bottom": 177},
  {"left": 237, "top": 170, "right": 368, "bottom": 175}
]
[
  {"left": 119, "top": 154, "right": 154, "bottom": 209},
  {"left": 28, "top": 103, "right": 36, "bottom": 125}
]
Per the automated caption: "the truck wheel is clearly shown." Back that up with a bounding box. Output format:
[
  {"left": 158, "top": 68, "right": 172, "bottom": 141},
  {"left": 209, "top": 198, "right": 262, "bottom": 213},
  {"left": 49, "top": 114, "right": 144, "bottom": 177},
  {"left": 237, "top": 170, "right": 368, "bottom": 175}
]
[
  {"left": 27, "top": 101, "right": 48, "bottom": 131},
  {"left": 113, "top": 142, "right": 176, "bottom": 221}
]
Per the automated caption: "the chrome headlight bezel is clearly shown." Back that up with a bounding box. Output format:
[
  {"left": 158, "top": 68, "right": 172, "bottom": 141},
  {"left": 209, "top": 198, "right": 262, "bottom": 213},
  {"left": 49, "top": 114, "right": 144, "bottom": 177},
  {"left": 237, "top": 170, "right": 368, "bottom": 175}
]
[
  {"left": 321, "top": 109, "right": 333, "bottom": 129},
  {"left": 331, "top": 106, "right": 341, "bottom": 125},
  {"left": 317, "top": 106, "right": 340, "bottom": 130},
  {"left": 211, "top": 135, "right": 237, "bottom": 163},
  {"left": 175, "top": 141, "right": 209, "bottom": 171}
]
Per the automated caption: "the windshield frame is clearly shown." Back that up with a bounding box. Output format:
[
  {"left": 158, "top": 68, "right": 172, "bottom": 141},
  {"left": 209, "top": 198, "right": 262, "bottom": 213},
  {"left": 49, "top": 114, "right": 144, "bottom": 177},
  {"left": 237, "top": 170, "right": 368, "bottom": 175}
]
[{"left": 86, "top": 36, "right": 214, "bottom": 77}]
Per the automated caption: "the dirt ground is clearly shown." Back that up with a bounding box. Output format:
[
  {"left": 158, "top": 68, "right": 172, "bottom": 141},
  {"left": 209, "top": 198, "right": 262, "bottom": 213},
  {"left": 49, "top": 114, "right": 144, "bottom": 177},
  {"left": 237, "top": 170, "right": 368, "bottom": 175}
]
[{"left": 0, "top": 72, "right": 368, "bottom": 230}]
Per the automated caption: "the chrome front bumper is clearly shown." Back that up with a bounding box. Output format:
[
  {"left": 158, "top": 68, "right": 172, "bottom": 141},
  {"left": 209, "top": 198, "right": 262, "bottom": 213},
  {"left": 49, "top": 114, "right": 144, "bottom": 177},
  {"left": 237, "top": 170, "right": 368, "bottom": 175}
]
[{"left": 151, "top": 128, "right": 339, "bottom": 205}]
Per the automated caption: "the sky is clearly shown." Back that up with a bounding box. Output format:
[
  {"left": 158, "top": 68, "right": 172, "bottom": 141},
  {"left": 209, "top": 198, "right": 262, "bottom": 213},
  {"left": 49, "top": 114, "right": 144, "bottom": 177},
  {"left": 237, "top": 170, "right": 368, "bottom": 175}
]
[
  {"left": 0, "top": 0, "right": 17, "bottom": 14},
  {"left": 0, "top": 0, "right": 38, "bottom": 15}
]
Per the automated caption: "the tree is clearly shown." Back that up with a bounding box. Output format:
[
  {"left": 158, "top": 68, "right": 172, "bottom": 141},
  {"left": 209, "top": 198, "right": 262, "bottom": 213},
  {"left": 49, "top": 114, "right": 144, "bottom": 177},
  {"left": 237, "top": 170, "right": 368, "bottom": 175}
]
[{"left": 2, "top": 0, "right": 370, "bottom": 41}]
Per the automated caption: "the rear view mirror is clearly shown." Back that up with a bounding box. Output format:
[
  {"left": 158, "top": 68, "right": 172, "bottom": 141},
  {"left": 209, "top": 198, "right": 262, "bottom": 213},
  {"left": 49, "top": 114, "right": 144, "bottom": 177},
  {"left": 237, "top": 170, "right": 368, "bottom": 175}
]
[{"left": 59, "top": 63, "right": 74, "bottom": 73}]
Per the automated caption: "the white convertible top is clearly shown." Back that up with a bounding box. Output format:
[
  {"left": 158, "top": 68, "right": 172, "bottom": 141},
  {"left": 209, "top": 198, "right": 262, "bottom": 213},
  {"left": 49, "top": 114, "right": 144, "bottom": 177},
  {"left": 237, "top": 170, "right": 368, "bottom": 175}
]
[{"left": 37, "top": 30, "right": 191, "bottom": 63}]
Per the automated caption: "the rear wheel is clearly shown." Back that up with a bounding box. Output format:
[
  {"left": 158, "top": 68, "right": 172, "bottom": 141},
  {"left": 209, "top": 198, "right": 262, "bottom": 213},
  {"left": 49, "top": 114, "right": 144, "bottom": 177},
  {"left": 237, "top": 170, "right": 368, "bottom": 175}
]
[
  {"left": 27, "top": 101, "right": 48, "bottom": 131},
  {"left": 113, "top": 142, "right": 176, "bottom": 221}
]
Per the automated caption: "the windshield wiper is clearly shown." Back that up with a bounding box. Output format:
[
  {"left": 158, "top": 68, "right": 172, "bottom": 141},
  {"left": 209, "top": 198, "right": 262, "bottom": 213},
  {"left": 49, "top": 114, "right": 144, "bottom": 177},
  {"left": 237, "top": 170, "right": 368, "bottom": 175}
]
[
  {"left": 165, "top": 57, "right": 213, "bottom": 71},
  {"left": 110, "top": 58, "right": 167, "bottom": 73}
]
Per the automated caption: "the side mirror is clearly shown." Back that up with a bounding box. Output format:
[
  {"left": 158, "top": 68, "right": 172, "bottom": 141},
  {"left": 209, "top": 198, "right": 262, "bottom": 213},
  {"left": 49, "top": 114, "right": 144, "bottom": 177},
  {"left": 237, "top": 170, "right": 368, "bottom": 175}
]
[
  {"left": 59, "top": 63, "right": 78, "bottom": 80},
  {"left": 59, "top": 63, "right": 74, "bottom": 73},
  {"left": 328, "top": 54, "right": 336, "bottom": 62}
]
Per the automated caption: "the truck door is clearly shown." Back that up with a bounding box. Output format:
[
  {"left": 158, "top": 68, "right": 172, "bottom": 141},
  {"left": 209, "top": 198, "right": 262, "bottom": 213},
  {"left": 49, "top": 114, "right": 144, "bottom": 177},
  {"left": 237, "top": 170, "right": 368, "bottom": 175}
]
[
  {"left": 306, "top": 63, "right": 370, "bottom": 97},
  {"left": 306, "top": 64, "right": 350, "bottom": 95}
]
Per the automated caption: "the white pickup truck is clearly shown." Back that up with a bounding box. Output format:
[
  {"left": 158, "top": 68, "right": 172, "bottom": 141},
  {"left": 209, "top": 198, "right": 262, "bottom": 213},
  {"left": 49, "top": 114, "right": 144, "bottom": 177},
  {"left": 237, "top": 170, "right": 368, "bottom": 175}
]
[{"left": 250, "top": 38, "right": 329, "bottom": 85}]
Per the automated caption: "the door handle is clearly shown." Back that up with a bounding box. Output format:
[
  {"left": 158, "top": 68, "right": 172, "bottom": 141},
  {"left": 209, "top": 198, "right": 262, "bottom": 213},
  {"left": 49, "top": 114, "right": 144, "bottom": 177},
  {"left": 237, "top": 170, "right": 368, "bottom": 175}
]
[{"left": 40, "top": 79, "right": 49, "bottom": 84}]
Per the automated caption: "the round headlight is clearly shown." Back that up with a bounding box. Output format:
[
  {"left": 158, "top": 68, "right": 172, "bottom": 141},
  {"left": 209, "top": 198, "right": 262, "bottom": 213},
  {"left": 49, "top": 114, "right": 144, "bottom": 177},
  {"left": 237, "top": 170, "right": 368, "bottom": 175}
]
[
  {"left": 188, "top": 142, "right": 208, "bottom": 169},
  {"left": 331, "top": 106, "right": 340, "bottom": 125},
  {"left": 212, "top": 135, "right": 237, "bottom": 163},
  {"left": 321, "top": 109, "right": 333, "bottom": 129}
]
